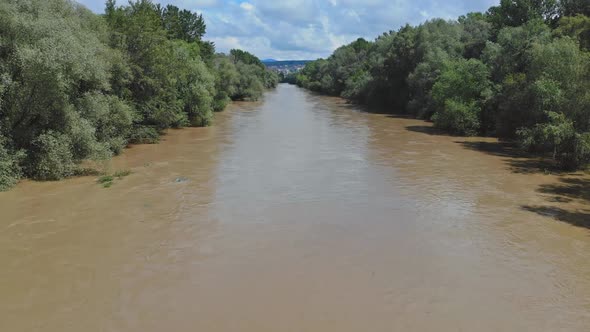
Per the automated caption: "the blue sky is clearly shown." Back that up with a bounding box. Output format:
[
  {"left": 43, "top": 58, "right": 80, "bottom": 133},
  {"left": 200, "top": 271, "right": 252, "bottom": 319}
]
[{"left": 78, "top": 0, "right": 500, "bottom": 60}]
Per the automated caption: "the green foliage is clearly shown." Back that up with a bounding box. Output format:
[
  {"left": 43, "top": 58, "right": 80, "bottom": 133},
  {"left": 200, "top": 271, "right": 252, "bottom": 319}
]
[
  {"left": 296, "top": 38, "right": 374, "bottom": 100},
  {"left": 280, "top": 72, "right": 298, "bottom": 85},
  {"left": 460, "top": 13, "right": 493, "bottom": 59},
  {"left": 114, "top": 169, "right": 132, "bottom": 178},
  {"left": 234, "top": 63, "right": 265, "bottom": 100},
  {"left": 483, "top": 20, "right": 552, "bottom": 82},
  {"left": 368, "top": 26, "right": 418, "bottom": 110},
  {"left": 159, "top": 4, "right": 206, "bottom": 42},
  {"left": 230, "top": 49, "right": 265, "bottom": 68},
  {"left": 486, "top": 0, "right": 559, "bottom": 31},
  {"left": 210, "top": 49, "right": 279, "bottom": 101},
  {"left": 518, "top": 112, "right": 590, "bottom": 169},
  {"left": 296, "top": 2, "right": 590, "bottom": 170},
  {"left": 560, "top": 0, "right": 590, "bottom": 17},
  {"left": 97, "top": 169, "right": 131, "bottom": 187},
  {"left": 433, "top": 59, "right": 493, "bottom": 105},
  {"left": 97, "top": 174, "right": 114, "bottom": 188},
  {"left": 555, "top": 15, "right": 590, "bottom": 50},
  {"left": 77, "top": 93, "right": 136, "bottom": 155},
  {"left": 98, "top": 175, "right": 114, "bottom": 184},
  {"left": 432, "top": 100, "right": 481, "bottom": 136},
  {"left": 29, "top": 131, "right": 76, "bottom": 181},
  {"left": 432, "top": 58, "right": 492, "bottom": 134},
  {"left": 0, "top": 139, "right": 24, "bottom": 191},
  {"left": 129, "top": 126, "right": 160, "bottom": 144},
  {"left": 0, "top": 0, "right": 276, "bottom": 189}
]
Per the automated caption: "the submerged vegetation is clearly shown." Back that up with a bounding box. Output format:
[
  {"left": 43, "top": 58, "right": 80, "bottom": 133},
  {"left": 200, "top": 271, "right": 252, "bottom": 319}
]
[
  {"left": 295, "top": 0, "right": 590, "bottom": 170},
  {"left": 0, "top": 0, "right": 278, "bottom": 190},
  {"left": 97, "top": 169, "right": 132, "bottom": 188}
]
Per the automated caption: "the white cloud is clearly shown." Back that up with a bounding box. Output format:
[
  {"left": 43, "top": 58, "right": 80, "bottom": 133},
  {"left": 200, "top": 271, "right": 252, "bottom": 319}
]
[
  {"left": 240, "top": 2, "right": 254, "bottom": 11},
  {"left": 76, "top": 0, "right": 500, "bottom": 60}
]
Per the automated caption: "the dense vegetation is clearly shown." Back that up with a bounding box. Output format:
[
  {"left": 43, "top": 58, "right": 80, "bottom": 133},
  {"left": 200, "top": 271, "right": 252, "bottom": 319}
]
[
  {"left": 295, "top": 0, "right": 590, "bottom": 170},
  {"left": 0, "top": 0, "right": 278, "bottom": 190}
]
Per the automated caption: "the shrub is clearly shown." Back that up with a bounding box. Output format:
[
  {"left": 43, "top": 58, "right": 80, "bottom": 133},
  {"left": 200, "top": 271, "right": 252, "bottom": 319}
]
[
  {"left": 29, "top": 131, "right": 75, "bottom": 180},
  {"left": 114, "top": 169, "right": 132, "bottom": 178},
  {"left": 129, "top": 126, "right": 160, "bottom": 144},
  {"left": 519, "top": 112, "right": 590, "bottom": 169},
  {"left": 77, "top": 92, "right": 136, "bottom": 154},
  {"left": 432, "top": 100, "right": 481, "bottom": 136},
  {"left": 97, "top": 175, "right": 114, "bottom": 184},
  {"left": 0, "top": 139, "right": 24, "bottom": 191}
]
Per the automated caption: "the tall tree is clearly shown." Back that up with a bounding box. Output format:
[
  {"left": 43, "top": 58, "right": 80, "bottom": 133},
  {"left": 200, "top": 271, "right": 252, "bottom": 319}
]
[
  {"left": 160, "top": 4, "right": 206, "bottom": 43},
  {"left": 486, "top": 0, "right": 559, "bottom": 30},
  {"left": 560, "top": 0, "right": 590, "bottom": 17}
]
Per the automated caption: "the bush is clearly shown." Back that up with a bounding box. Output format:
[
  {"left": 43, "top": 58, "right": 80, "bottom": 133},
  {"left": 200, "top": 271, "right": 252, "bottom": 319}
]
[
  {"left": 0, "top": 139, "right": 24, "bottom": 191},
  {"left": 212, "top": 91, "right": 230, "bottom": 112},
  {"left": 66, "top": 110, "right": 111, "bottom": 162},
  {"left": 431, "top": 58, "right": 492, "bottom": 134},
  {"left": 29, "top": 131, "right": 76, "bottom": 181},
  {"left": 97, "top": 175, "right": 114, "bottom": 184},
  {"left": 129, "top": 126, "right": 160, "bottom": 144},
  {"left": 77, "top": 92, "right": 136, "bottom": 154},
  {"left": 114, "top": 169, "right": 132, "bottom": 178},
  {"left": 519, "top": 112, "right": 590, "bottom": 169},
  {"left": 432, "top": 100, "right": 481, "bottom": 136}
]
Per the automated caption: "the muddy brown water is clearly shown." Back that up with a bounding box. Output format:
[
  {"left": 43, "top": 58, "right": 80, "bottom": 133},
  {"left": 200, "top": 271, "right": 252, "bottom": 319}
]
[{"left": 1, "top": 84, "right": 590, "bottom": 331}]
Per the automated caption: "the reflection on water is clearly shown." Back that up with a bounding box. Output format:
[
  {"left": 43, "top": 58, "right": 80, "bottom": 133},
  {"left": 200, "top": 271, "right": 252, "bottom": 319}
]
[{"left": 1, "top": 84, "right": 589, "bottom": 331}]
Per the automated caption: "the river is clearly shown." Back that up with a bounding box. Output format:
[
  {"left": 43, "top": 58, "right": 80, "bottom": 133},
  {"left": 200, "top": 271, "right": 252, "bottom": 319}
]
[{"left": 1, "top": 84, "right": 590, "bottom": 331}]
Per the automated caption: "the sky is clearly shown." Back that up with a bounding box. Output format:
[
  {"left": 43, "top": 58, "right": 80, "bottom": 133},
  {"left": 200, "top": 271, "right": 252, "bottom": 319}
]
[{"left": 78, "top": 0, "right": 500, "bottom": 60}]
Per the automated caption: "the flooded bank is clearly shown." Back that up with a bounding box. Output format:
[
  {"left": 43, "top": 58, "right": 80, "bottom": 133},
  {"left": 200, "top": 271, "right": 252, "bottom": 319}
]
[{"left": 1, "top": 84, "right": 589, "bottom": 331}]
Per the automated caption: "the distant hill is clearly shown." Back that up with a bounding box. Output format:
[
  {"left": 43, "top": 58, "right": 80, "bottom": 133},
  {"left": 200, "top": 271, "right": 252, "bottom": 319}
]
[{"left": 263, "top": 60, "right": 311, "bottom": 73}]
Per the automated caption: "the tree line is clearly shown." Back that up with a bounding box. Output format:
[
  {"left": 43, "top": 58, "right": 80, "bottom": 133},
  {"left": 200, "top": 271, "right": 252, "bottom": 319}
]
[
  {"left": 0, "top": 0, "right": 279, "bottom": 190},
  {"left": 292, "top": 0, "right": 590, "bottom": 170}
]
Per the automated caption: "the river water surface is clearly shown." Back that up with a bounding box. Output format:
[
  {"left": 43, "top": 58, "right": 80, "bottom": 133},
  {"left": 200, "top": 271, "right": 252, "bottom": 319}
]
[{"left": 1, "top": 84, "right": 590, "bottom": 331}]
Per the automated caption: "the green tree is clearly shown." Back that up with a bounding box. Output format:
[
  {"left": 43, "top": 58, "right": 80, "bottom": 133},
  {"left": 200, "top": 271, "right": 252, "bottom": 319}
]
[
  {"left": 518, "top": 112, "right": 590, "bottom": 168},
  {"left": 0, "top": 0, "right": 125, "bottom": 181},
  {"left": 560, "top": 0, "right": 590, "bottom": 17},
  {"left": 459, "top": 13, "right": 492, "bottom": 59},
  {"left": 555, "top": 14, "right": 590, "bottom": 50},
  {"left": 486, "top": 0, "right": 559, "bottom": 30},
  {"left": 0, "top": 0, "right": 277, "bottom": 190},
  {"left": 432, "top": 58, "right": 493, "bottom": 135},
  {"left": 159, "top": 4, "right": 206, "bottom": 42},
  {"left": 294, "top": 0, "right": 590, "bottom": 170}
]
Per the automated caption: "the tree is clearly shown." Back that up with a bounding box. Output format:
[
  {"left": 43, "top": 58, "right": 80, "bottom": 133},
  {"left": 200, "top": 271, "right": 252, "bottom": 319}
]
[
  {"left": 555, "top": 14, "right": 590, "bottom": 50},
  {"left": 159, "top": 5, "right": 206, "bottom": 43},
  {"left": 0, "top": 0, "right": 278, "bottom": 190},
  {"left": 560, "top": 0, "right": 590, "bottom": 17},
  {"left": 518, "top": 112, "right": 590, "bottom": 168},
  {"left": 293, "top": 0, "right": 590, "bottom": 170},
  {"left": 486, "top": 0, "right": 559, "bottom": 30},
  {"left": 371, "top": 26, "right": 418, "bottom": 110},
  {"left": 432, "top": 58, "right": 493, "bottom": 135},
  {"left": 0, "top": 0, "right": 123, "bottom": 181},
  {"left": 459, "top": 12, "right": 492, "bottom": 58}
]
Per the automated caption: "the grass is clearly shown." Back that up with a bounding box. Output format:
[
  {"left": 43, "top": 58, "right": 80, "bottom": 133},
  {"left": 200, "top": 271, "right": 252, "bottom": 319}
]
[
  {"left": 97, "top": 169, "right": 132, "bottom": 188},
  {"left": 97, "top": 175, "right": 114, "bottom": 188},
  {"left": 97, "top": 175, "right": 114, "bottom": 183},
  {"left": 114, "top": 169, "right": 132, "bottom": 178}
]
